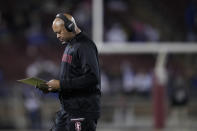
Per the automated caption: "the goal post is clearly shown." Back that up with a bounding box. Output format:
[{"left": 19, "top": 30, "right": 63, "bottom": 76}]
[
  {"left": 153, "top": 50, "right": 168, "bottom": 129},
  {"left": 96, "top": 43, "right": 197, "bottom": 54}
]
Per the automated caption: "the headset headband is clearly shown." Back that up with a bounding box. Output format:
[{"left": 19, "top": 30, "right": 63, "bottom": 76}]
[{"left": 56, "top": 13, "right": 74, "bottom": 32}]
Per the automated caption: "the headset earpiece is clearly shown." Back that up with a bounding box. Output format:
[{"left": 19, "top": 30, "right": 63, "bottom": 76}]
[{"left": 56, "top": 13, "right": 75, "bottom": 32}]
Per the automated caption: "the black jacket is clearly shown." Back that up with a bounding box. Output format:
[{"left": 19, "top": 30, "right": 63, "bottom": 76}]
[{"left": 59, "top": 32, "right": 101, "bottom": 119}]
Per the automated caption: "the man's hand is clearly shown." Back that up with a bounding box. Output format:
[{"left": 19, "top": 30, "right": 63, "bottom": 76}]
[{"left": 47, "top": 79, "right": 60, "bottom": 92}]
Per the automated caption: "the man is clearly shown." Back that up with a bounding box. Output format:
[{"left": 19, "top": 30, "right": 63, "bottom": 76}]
[{"left": 38, "top": 13, "right": 101, "bottom": 131}]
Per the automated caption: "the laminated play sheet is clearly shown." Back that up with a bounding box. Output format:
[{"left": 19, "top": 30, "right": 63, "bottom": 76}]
[{"left": 17, "top": 77, "right": 47, "bottom": 86}]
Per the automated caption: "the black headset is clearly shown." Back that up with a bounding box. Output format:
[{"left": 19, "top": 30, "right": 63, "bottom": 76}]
[{"left": 56, "top": 13, "right": 75, "bottom": 32}]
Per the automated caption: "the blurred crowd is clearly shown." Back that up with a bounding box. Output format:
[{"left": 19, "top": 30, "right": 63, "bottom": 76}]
[
  {"left": 104, "top": 0, "right": 197, "bottom": 42},
  {"left": 0, "top": 0, "right": 92, "bottom": 46},
  {"left": 0, "top": 0, "right": 196, "bottom": 46},
  {"left": 100, "top": 54, "right": 197, "bottom": 99}
]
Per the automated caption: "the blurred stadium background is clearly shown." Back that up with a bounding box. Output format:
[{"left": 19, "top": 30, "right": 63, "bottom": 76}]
[{"left": 0, "top": 0, "right": 197, "bottom": 131}]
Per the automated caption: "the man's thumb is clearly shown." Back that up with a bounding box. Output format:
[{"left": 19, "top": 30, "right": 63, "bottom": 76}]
[{"left": 48, "top": 88, "right": 53, "bottom": 91}]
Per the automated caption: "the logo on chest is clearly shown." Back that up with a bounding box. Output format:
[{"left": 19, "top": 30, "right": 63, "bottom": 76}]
[
  {"left": 75, "top": 122, "right": 81, "bottom": 131},
  {"left": 62, "top": 54, "right": 72, "bottom": 64}
]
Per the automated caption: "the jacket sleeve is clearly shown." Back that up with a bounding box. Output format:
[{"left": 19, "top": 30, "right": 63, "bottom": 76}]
[{"left": 60, "top": 43, "right": 100, "bottom": 91}]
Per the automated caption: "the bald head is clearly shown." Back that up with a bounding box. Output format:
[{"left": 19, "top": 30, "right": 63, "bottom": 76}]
[
  {"left": 52, "top": 18, "right": 64, "bottom": 28},
  {"left": 52, "top": 13, "right": 81, "bottom": 44},
  {"left": 52, "top": 13, "right": 79, "bottom": 32}
]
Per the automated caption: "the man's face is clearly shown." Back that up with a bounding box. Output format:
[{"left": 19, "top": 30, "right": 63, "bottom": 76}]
[{"left": 52, "top": 18, "right": 73, "bottom": 44}]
